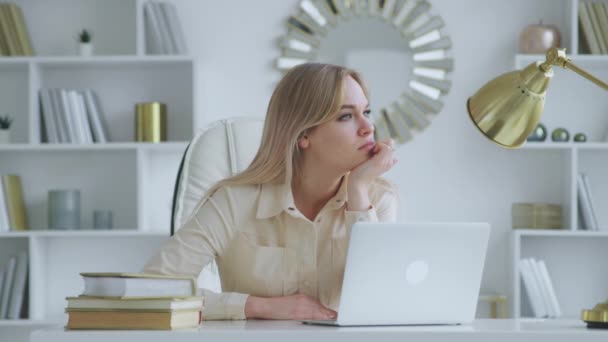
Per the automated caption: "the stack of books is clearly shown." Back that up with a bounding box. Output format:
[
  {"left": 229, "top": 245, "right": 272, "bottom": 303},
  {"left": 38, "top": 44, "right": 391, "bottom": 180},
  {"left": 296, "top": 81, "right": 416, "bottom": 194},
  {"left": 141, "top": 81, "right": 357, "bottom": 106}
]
[
  {"left": 39, "top": 88, "right": 111, "bottom": 144},
  {"left": 579, "top": 1, "right": 608, "bottom": 55},
  {"left": 519, "top": 258, "right": 561, "bottom": 318},
  {"left": 66, "top": 273, "right": 204, "bottom": 330},
  {"left": 0, "top": 174, "right": 28, "bottom": 232},
  {"left": 0, "top": 3, "right": 34, "bottom": 56},
  {"left": 143, "top": 1, "right": 187, "bottom": 55}
]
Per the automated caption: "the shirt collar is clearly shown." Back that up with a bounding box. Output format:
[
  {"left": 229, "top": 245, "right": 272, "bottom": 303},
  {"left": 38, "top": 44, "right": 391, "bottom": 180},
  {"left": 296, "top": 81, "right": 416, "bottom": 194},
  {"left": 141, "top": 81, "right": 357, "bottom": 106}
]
[{"left": 256, "top": 174, "right": 349, "bottom": 219}]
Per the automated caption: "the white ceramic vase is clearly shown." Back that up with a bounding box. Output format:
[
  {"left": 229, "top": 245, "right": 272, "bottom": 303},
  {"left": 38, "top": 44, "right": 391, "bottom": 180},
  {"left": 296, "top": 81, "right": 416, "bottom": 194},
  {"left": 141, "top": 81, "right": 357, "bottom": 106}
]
[
  {"left": 0, "top": 129, "right": 10, "bottom": 144},
  {"left": 79, "top": 43, "right": 93, "bottom": 57}
]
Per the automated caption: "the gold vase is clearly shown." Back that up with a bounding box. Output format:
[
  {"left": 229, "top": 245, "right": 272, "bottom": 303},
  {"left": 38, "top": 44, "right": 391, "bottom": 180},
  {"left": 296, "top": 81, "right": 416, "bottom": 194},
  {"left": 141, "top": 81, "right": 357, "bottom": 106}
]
[{"left": 135, "top": 102, "right": 167, "bottom": 143}]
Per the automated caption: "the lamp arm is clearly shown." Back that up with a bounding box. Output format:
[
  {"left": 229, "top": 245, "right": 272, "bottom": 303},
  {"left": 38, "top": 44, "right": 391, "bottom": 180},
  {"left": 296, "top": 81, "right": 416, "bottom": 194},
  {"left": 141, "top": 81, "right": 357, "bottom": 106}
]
[{"left": 539, "top": 48, "right": 608, "bottom": 91}]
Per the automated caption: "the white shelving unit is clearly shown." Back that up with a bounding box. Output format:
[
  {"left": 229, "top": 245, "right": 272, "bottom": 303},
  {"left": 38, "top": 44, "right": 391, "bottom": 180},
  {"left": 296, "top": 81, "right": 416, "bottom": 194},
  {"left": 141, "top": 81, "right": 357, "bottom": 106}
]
[
  {"left": 510, "top": 0, "right": 608, "bottom": 319},
  {"left": 0, "top": 0, "right": 194, "bottom": 338}
]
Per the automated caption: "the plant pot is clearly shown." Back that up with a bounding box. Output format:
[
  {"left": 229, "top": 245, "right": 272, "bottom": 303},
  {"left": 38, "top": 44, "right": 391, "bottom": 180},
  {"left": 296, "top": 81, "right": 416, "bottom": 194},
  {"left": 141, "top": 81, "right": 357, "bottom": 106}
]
[
  {"left": 79, "top": 43, "right": 93, "bottom": 57},
  {"left": 0, "top": 129, "right": 10, "bottom": 144}
]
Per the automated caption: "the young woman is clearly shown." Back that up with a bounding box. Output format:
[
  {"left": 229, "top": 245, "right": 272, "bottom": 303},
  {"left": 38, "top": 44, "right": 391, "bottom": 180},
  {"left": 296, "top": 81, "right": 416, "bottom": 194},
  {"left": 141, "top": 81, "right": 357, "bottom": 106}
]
[{"left": 144, "top": 63, "right": 399, "bottom": 321}]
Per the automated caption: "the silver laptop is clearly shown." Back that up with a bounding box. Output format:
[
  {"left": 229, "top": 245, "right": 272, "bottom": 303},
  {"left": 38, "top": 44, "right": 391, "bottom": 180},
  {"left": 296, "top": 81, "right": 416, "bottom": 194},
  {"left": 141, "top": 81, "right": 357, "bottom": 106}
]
[{"left": 302, "top": 222, "right": 490, "bottom": 326}]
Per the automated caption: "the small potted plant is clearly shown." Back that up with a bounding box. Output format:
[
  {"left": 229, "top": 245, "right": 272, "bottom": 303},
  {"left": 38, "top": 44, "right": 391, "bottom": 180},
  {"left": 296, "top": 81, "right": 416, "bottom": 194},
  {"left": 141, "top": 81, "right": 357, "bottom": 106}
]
[
  {"left": 77, "top": 29, "right": 93, "bottom": 56},
  {"left": 0, "top": 115, "right": 13, "bottom": 144}
]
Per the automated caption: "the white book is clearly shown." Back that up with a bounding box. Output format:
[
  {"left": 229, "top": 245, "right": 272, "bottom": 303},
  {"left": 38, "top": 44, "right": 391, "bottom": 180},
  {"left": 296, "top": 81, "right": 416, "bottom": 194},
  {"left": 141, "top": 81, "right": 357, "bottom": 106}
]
[
  {"left": 39, "top": 89, "right": 59, "bottom": 143},
  {"left": 144, "top": 2, "right": 163, "bottom": 54},
  {"left": 83, "top": 89, "right": 109, "bottom": 143},
  {"left": 49, "top": 89, "right": 69, "bottom": 143},
  {"left": 529, "top": 258, "right": 554, "bottom": 318},
  {"left": 537, "top": 259, "right": 562, "bottom": 318},
  {"left": 66, "top": 296, "right": 203, "bottom": 311},
  {"left": 0, "top": 256, "right": 16, "bottom": 318},
  {"left": 0, "top": 180, "right": 10, "bottom": 232},
  {"left": 60, "top": 89, "right": 79, "bottom": 143},
  {"left": 161, "top": 2, "right": 187, "bottom": 54},
  {"left": 76, "top": 91, "right": 94, "bottom": 144},
  {"left": 7, "top": 250, "right": 27, "bottom": 319},
  {"left": 68, "top": 90, "right": 91, "bottom": 144},
  {"left": 152, "top": 2, "right": 174, "bottom": 54},
  {"left": 577, "top": 173, "right": 596, "bottom": 231},
  {"left": 519, "top": 258, "right": 547, "bottom": 318},
  {"left": 0, "top": 270, "right": 4, "bottom": 311},
  {"left": 582, "top": 173, "right": 600, "bottom": 231},
  {"left": 80, "top": 273, "right": 196, "bottom": 298}
]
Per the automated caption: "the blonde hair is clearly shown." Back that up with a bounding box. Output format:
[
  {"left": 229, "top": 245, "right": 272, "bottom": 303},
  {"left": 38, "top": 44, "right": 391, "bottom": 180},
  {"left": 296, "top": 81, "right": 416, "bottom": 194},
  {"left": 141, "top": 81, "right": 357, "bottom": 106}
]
[{"left": 207, "top": 63, "right": 368, "bottom": 195}]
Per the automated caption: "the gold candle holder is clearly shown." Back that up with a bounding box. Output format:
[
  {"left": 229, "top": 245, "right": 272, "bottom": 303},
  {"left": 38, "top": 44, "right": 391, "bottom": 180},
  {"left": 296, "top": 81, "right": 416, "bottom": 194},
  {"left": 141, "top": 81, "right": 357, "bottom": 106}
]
[{"left": 135, "top": 102, "right": 167, "bottom": 142}]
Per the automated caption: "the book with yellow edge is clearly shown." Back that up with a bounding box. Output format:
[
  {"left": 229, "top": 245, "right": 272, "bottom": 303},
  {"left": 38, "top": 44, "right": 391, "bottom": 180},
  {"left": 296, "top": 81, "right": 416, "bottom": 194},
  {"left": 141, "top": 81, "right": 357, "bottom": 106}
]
[
  {"left": 1, "top": 175, "right": 29, "bottom": 231},
  {"left": 66, "top": 309, "right": 202, "bottom": 330},
  {"left": 66, "top": 295, "right": 204, "bottom": 311},
  {"left": 80, "top": 272, "right": 197, "bottom": 298},
  {"left": 7, "top": 3, "right": 34, "bottom": 56},
  {"left": 0, "top": 4, "right": 19, "bottom": 55}
]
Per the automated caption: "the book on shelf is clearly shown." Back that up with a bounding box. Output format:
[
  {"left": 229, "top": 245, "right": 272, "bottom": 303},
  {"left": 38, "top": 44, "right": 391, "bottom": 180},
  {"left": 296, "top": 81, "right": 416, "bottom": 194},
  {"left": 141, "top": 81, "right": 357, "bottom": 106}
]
[
  {"left": 579, "top": 2, "right": 602, "bottom": 54},
  {"left": 1, "top": 174, "right": 29, "bottom": 231},
  {"left": 0, "top": 179, "right": 11, "bottom": 232},
  {"left": 0, "top": 3, "right": 34, "bottom": 56},
  {"left": 519, "top": 258, "right": 561, "bottom": 318},
  {"left": 65, "top": 308, "right": 202, "bottom": 330},
  {"left": 577, "top": 172, "right": 599, "bottom": 231},
  {"left": 39, "top": 88, "right": 110, "bottom": 144},
  {"left": 144, "top": 1, "right": 187, "bottom": 55},
  {"left": 0, "top": 256, "right": 16, "bottom": 318},
  {"left": 594, "top": 3, "right": 608, "bottom": 51},
  {"left": 7, "top": 250, "right": 28, "bottom": 319},
  {"left": 80, "top": 272, "right": 197, "bottom": 298}
]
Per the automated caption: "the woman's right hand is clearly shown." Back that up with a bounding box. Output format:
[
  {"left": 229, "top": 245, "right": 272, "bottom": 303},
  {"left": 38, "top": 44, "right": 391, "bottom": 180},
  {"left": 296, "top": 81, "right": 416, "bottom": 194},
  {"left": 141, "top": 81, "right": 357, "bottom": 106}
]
[{"left": 245, "top": 294, "right": 337, "bottom": 320}]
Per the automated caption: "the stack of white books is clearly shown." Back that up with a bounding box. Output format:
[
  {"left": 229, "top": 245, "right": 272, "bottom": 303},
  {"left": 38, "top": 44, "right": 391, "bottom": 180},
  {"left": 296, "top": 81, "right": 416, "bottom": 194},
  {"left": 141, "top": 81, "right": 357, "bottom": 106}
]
[
  {"left": 0, "top": 250, "right": 28, "bottom": 319},
  {"left": 65, "top": 272, "right": 203, "bottom": 330},
  {"left": 144, "top": 1, "right": 187, "bottom": 55},
  {"left": 39, "top": 88, "right": 110, "bottom": 144},
  {"left": 519, "top": 258, "right": 561, "bottom": 318}
]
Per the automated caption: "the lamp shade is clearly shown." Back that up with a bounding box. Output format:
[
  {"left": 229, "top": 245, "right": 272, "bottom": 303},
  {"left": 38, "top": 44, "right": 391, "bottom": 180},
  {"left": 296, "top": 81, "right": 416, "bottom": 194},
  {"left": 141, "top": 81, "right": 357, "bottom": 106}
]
[{"left": 467, "top": 62, "right": 554, "bottom": 148}]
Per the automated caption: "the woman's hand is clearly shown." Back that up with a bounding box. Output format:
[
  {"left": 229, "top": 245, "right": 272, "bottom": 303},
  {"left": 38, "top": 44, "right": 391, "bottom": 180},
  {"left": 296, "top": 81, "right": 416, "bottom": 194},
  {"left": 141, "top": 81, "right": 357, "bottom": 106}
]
[
  {"left": 245, "top": 294, "right": 337, "bottom": 320},
  {"left": 347, "top": 139, "right": 397, "bottom": 211}
]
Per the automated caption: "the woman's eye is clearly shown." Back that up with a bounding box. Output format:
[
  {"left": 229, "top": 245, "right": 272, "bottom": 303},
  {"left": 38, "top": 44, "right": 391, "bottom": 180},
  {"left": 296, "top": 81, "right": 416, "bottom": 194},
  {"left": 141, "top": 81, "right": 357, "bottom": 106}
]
[
  {"left": 338, "top": 113, "right": 352, "bottom": 121},
  {"left": 363, "top": 110, "right": 371, "bottom": 117}
]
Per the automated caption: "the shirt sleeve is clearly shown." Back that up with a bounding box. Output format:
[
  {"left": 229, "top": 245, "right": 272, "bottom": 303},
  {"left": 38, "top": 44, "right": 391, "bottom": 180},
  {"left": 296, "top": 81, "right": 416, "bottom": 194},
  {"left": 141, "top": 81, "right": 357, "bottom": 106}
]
[
  {"left": 344, "top": 179, "right": 399, "bottom": 227},
  {"left": 142, "top": 187, "right": 250, "bottom": 320}
]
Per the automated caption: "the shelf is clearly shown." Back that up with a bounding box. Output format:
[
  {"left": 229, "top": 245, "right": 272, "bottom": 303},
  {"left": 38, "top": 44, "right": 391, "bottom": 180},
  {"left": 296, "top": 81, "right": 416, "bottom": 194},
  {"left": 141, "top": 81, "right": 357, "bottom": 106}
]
[
  {"left": 0, "top": 318, "right": 63, "bottom": 327},
  {"left": 513, "top": 229, "right": 608, "bottom": 237},
  {"left": 519, "top": 142, "right": 608, "bottom": 150},
  {"left": 0, "top": 142, "right": 188, "bottom": 152},
  {"left": 0, "top": 55, "right": 193, "bottom": 65},
  {"left": 0, "top": 230, "right": 168, "bottom": 238}
]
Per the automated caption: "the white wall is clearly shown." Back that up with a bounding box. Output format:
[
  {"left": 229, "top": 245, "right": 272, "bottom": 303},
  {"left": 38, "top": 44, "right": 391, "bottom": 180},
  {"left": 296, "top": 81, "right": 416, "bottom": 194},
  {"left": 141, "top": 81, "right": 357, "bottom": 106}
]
[{"left": 168, "top": 0, "right": 571, "bottom": 312}]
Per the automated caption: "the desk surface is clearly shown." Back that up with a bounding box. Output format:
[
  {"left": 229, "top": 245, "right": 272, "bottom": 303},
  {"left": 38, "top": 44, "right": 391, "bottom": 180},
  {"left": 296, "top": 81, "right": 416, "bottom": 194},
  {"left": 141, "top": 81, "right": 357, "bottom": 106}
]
[{"left": 31, "top": 319, "right": 608, "bottom": 342}]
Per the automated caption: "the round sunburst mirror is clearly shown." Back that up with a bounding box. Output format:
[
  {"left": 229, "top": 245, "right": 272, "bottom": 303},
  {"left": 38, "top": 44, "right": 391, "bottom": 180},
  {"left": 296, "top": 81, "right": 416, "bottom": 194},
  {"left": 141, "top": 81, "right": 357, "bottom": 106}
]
[{"left": 276, "top": 0, "right": 453, "bottom": 145}]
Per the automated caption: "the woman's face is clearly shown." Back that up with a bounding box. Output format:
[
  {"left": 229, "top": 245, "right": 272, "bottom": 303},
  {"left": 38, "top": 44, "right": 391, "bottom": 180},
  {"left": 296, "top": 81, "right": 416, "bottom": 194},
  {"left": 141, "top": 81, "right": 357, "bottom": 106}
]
[{"left": 302, "top": 75, "right": 375, "bottom": 173}]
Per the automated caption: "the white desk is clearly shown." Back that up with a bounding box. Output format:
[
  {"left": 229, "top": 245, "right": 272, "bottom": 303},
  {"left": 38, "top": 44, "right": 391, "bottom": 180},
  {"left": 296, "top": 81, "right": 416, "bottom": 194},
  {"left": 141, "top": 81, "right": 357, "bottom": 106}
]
[{"left": 31, "top": 319, "right": 608, "bottom": 342}]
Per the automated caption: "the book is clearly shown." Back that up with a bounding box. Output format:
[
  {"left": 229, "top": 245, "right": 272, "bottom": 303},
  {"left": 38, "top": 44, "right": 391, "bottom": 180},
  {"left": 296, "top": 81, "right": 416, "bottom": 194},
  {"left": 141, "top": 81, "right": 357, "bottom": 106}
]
[
  {"left": 153, "top": 2, "right": 174, "bottom": 54},
  {"left": 594, "top": 2, "right": 608, "bottom": 51},
  {"left": 7, "top": 4, "right": 34, "bottom": 56},
  {"left": 580, "top": 2, "right": 601, "bottom": 54},
  {"left": 39, "top": 89, "right": 59, "bottom": 143},
  {"left": 587, "top": 2, "right": 607, "bottom": 54},
  {"left": 66, "top": 309, "right": 201, "bottom": 330},
  {"left": 144, "top": 2, "right": 163, "bottom": 54},
  {"left": 0, "top": 179, "right": 10, "bottom": 232},
  {"left": 160, "top": 2, "right": 188, "bottom": 54},
  {"left": 577, "top": 173, "right": 598, "bottom": 231},
  {"left": 66, "top": 296, "right": 204, "bottom": 311},
  {"left": 519, "top": 258, "right": 546, "bottom": 318},
  {"left": 528, "top": 258, "right": 554, "bottom": 318},
  {"left": 0, "top": 256, "right": 16, "bottom": 318},
  {"left": 537, "top": 259, "right": 561, "bottom": 318},
  {"left": 7, "top": 250, "right": 27, "bottom": 319},
  {"left": 0, "top": 4, "right": 19, "bottom": 55},
  {"left": 83, "top": 89, "right": 110, "bottom": 143},
  {"left": 1, "top": 175, "right": 29, "bottom": 231},
  {"left": 80, "top": 273, "right": 197, "bottom": 298},
  {"left": 581, "top": 173, "right": 600, "bottom": 230}
]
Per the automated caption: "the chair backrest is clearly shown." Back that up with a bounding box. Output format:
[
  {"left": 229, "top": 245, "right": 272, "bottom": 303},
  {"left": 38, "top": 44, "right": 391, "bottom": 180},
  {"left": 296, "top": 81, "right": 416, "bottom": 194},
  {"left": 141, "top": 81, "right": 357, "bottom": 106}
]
[{"left": 170, "top": 117, "right": 263, "bottom": 291}]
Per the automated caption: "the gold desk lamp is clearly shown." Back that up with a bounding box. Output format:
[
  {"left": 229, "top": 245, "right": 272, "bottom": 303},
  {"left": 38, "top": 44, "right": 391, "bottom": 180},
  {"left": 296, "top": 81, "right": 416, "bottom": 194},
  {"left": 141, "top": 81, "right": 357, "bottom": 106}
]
[{"left": 466, "top": 47, "right": 608, "bottom": 328}]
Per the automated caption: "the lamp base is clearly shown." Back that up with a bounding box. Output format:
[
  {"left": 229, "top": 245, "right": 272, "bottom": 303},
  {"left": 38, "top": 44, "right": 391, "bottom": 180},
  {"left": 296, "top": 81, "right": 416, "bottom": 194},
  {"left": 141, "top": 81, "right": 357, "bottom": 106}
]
[{"left": 582, "top": 301, "right": 608, "bottom": 329}]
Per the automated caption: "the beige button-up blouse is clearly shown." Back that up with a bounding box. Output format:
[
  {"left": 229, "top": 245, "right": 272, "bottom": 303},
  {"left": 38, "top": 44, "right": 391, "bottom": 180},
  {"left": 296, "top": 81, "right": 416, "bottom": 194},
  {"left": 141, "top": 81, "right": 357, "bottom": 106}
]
[{"left": 144, "top": 176, "right": 398, "bottom": 320}]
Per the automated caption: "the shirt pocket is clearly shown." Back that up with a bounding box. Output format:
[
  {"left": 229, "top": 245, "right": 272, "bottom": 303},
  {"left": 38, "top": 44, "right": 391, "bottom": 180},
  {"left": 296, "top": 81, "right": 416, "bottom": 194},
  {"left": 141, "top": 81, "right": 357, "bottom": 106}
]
[{"left": 232, "top": 233, "right": 298, "bottom": 297}]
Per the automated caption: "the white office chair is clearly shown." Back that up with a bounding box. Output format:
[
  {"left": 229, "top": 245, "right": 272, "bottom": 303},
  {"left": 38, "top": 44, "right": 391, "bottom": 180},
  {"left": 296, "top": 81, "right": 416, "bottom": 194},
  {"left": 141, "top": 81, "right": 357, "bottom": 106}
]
[{"left": 170, "top": 117, "right": 264, "bottom": 292}]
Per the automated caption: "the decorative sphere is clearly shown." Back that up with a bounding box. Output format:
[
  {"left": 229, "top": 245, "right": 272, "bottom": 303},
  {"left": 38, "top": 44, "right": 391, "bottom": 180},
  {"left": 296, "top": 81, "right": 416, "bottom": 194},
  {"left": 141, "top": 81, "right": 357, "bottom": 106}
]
[
  {"left": 573, "top": 133, "right": 587, "bottom": 142},
  {"left": 551, "top": 128, "right": 570, "bottom": 142},
  {"left": 527, "top": 123, "right": 547, "bottom": 142}
]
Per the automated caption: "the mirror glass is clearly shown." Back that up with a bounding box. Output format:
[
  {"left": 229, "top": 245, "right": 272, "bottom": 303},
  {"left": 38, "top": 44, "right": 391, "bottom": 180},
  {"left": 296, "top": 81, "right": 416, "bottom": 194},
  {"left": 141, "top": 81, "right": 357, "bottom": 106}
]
[{"left": 276, "top": 0, "right": 454, "bottom": 145}]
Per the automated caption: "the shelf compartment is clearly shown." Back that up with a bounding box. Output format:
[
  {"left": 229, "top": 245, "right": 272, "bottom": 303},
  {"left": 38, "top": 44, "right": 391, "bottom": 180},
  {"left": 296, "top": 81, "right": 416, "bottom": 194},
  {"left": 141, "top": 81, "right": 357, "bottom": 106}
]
[
  {"left": 577, "top": 149, "right": 608, "bottom": 231},
  {"left": 0, "top": 64, "right": 30, "bottom": 144},
  {"left": 34, "top": 60, "right": 194, "bottom": 143},
  {"left": 16, "top": 0, "right": 137, "bottom": 56},
  {"left": 0, "top": 150, "right": 138, "bottom": 231}
]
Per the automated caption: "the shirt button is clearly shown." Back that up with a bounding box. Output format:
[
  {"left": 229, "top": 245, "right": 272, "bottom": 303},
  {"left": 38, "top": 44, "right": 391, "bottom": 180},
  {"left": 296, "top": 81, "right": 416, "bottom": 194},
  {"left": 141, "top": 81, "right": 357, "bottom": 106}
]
[{"left": 288, "top": 207, "right": 295, "bottom": 211}]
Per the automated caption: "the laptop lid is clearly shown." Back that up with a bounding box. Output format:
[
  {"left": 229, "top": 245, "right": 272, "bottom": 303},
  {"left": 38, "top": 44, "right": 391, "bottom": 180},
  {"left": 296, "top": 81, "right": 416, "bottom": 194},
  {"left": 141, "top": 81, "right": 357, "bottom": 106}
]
[{"left": 335, "top": 222, "right": 490, "bottom": 326}]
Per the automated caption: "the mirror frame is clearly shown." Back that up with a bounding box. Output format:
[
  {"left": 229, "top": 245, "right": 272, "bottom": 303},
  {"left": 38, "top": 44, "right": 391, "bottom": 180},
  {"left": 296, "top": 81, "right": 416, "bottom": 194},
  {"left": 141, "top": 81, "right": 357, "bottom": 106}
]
[{"left": 276, "top": 0, "right": 454, "bottom": 145}]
